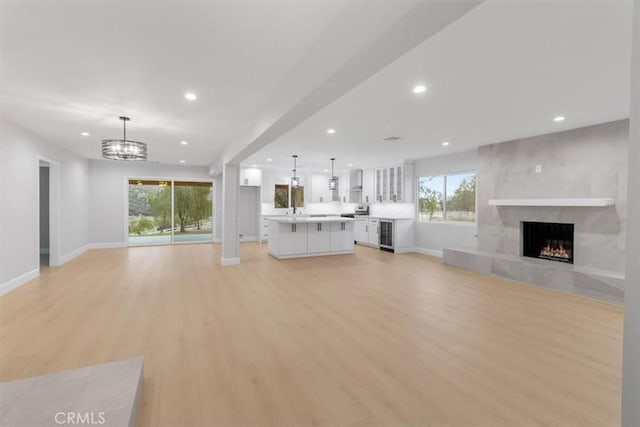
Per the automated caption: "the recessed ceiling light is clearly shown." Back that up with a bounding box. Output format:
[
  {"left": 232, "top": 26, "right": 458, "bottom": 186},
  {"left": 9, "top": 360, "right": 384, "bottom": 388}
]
[
  {"left": 179, "top": 160, "right": 185, "bottom": 164},
  {"left": 180, "top": 140, "right": 188, "bottom": 145},
  {"left": 267, "top": 158, "right": 272, "bottom": 162},
  {"left": 184, "top": 92, "right": 197, "bottom": 101},
  {"left": 81, "top": 132, "right": 90, "bottom": 136},
  {"left": 323, "top": 169, "right": 329, "bottom": 172},
  {"left": 553, "top": 116, "right": 565, "bottom": 122},
  {"left": 252, "top": 165, "right": 258, "bottom": 168},
  {"left": 442, "top": 141, "right": 450, "bottom": 146},
  {"left": 413, "top": 84, "right": 427, "bottom": 94},
  {"left": 327, "top": 128, "right": 336, "bottom": 134},
  {"left": 348, "top": 163, "right": 353, "bottom": 167}
]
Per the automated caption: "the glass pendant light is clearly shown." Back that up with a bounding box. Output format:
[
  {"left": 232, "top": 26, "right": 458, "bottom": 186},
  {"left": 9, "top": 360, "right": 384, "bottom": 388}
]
[
  {"left": 291, "top": 155, "right": 299, "bottom": 188},
  {"left": 328, "top": 158, "right": 339, "bottom": 191}
]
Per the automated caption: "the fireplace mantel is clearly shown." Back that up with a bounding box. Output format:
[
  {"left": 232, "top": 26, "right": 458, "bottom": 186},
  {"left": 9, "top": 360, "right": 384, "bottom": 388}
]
[{"left": 488, "top": 198, "right": 615, "bottom": 207}]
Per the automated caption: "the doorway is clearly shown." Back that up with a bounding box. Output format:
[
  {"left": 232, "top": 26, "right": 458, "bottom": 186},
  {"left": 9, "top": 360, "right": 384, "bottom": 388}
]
[
  {"left": 238, "top": 186, "right": 260, "bottom": 241},
  {"left": 39, "top": 161, "right": 50, "bottom": 268}
]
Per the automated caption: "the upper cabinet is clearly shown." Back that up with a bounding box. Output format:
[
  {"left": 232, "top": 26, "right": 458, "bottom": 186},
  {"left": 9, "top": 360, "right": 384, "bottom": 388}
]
[
  {"left": 373, "top": 162, "right": 414, "bottom": 203},
  {"left": 310, "top": 173, "right": 332, "bottom": 203},
  {"left": 362, "top": 169, "right": 375, "bottom": 204},
  {"left": 240, "top": 168, "right": 262, "bottom": 186},
  {"left": 256, "top": 164, "right": 413, "bottom": 205},
  {"left": 339, "top": 172, "right": 350, "bottom": 203}
]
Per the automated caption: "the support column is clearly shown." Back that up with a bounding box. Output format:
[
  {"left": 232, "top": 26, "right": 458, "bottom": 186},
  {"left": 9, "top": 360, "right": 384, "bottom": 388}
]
[
  {"left": 622, "top": 1, "right": 640, "bottom": 425},
  {"left": 221, "top": 163, "right": 240, "bottom": 266}
]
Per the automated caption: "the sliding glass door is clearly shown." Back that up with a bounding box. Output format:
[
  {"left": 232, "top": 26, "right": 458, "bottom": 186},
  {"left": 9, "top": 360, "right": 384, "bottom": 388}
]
[
  {"left": 173, "top": 181, "right": 213, "bottom": 242},
  {"left": 127, "top": 179, "right": 213, "bottom": 245},
  {"left": 128, "top": 180, "right": 172, "bottom": 244}
]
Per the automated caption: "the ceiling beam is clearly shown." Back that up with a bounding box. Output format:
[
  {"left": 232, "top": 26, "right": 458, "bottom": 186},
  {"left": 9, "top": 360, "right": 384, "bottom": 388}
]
[{"left": 212, "top": 0, "right": 483, "bottom": 172}]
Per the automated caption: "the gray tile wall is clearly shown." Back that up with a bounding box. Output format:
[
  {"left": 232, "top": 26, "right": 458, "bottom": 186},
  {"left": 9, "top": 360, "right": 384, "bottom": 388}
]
[{"left": 478, "top": 120, "right": 629, "bottom": 274}]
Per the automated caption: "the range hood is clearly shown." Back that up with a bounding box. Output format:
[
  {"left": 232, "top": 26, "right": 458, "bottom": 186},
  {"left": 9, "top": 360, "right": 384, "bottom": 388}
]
[{"left": 350, "top": 169, "right": 363, "bottom": 190}]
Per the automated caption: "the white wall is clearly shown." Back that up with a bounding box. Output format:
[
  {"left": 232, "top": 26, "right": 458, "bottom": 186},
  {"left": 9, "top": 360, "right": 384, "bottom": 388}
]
[
  {"left": 88, "top": 160, "right": 211, "bottom": 246},
  {"left": 0, "top": 118, "right": 90, "bottom": 293},
  {"left": 214, "top": 174, "right": 223, "bottom": 241},
  {"left": 39, "top": 166, "right": 50, "bottom": 252},
  {"left": 413, "top": 149, "right": 479, "bottom": 256}
]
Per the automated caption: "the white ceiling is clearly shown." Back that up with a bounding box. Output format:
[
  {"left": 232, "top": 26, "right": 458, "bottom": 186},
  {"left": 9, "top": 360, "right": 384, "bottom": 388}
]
[
  {"left": 243, "top": 0, "right": 633, "bottom": 174},
  {"left": 1, "top": 1, "right": 632, "bottom": 172},
  {"left": 1, "top": 0, "right": 424, "bottom": 165}
]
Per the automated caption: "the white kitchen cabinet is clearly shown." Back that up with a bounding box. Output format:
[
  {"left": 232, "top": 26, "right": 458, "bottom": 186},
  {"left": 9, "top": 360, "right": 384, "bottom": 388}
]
[
  {"left": 267, "top": 218, "right": 355, "bottom": 258},
  {"left": 240, "top": 168, "right": 262, "bottom": 186},
  {"left": 275, "top": 222, "right": 307, "bottom": 255},
  {"left": 310, "top": 174, "right": 332, "bottom": 203},
  {"left": 307, "top": 222, "right": 331, "bottom": 253},
  {"left": 391, "top": 162, "right": 414, "bottom": 202},
  {"left": 355, "top": 218, "right": 368, "bottom": 243},
  {"left": 355, "top": 218, "right": 380, "bottom": 247},
  {"left": 339, "top": 172, "right": 350, "bottom": 202},
  {"left": 260, "top": 217, "right": 269, "bottom": 242},
  {"left": 368, "top": 218, "right": 380, "bottom": 246},
  {"left": 330, "top": 221, "right": 354, "bottom": 252},
  {"left": 362, "top": 169, "right": 375, "bottom": 204},
  {"left": 373, "top": 162, "right": 414, "bottom": 203}
]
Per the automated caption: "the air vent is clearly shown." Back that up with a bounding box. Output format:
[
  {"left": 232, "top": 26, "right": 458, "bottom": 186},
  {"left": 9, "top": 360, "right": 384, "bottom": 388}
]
[{"left": 383, "top": 136, "right": 402, "bottom": 142}]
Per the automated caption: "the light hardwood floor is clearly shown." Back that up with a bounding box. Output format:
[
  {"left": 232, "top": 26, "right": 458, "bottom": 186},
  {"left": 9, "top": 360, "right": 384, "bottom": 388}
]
[{"left": 0, "top": 243, "right": 623, "bottom": 427}]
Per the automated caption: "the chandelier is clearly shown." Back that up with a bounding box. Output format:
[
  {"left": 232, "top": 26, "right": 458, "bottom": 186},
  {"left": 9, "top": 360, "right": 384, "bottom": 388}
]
[
  {"left": 101, "top": 116, "right": 148, "bottom": 161},
  {"left": 328, "top": 157, "right": 339, "bottom": 191}
]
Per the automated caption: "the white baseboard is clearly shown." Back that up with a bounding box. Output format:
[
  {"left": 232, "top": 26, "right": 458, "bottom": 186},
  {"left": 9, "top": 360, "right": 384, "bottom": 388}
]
[
  {"left": 89, "top": 242, "right": 126, "bottom": 249},
  {"left": 221, "top": 256, "right": 240, "bottom": 266},
  {"left": 59, "top": 244, "right": 91, "bottom": 265},
  {"left": 412, "top": 247, "right": 443, "bottom": 258},
  {"left": 0, "top": 269, "right": 39, "bottom": 296},
  {"left": 39, "top": 248, "right": 49, "bottom": 255},
  {"left": 394, "top": 247, "right": 414, "bottom": 254},
  {"left": 239, "top": 235, "right": 258, "bottom": 242},
  {"left": 213, "top": 238, "right": 222, "bottom": 243}
]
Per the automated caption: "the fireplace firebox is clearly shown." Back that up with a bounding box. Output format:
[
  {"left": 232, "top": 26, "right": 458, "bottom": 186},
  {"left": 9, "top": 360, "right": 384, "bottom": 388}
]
[{"left": 522, "top": 221, "right": 574, "bottom": 264}]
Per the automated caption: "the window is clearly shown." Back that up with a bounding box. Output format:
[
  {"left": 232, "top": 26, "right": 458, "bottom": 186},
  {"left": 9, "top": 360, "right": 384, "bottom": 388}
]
[
  {"left": 128, "top": 179, "right": 213, "bottom": 245},
  {"left": 128, "top": 180, "right": 172, "bottom": 244},
  {"left": 274, "top": 184, "right": 289, "bottom": 208},
  {"left": 274, "top": 184, "right": 304, "bottom": 208},
  {"left": 292, "top": 186, "right": 304, "bottom": 208},
  {"left": 418, "top": 172, "right": 476, "bottom": 222},
  {"left": 173, "top": 181, "right": 213, "bottom": 242}
]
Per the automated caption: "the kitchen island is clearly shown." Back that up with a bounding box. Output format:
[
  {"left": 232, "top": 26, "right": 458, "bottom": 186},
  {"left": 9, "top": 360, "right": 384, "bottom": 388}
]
[{"left": 267, "top": 217, "right": 355, "bottom": 259}]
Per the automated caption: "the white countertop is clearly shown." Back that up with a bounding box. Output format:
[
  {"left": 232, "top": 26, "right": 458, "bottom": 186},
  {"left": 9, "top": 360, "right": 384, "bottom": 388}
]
[{"left": 266, "top": 217, "right": 355, "bottom": 224}]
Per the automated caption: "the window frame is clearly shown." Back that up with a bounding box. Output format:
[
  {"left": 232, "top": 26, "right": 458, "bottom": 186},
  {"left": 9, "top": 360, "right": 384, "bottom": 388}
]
[
  {"left": 416, "top": 170, "right": 477, "bottom": 225},
  {"left": 124, "top": 176, "right": 215, "bottom": 246},
  {"left": 273, "top": 184, "right": 305, "bottom": 209}
]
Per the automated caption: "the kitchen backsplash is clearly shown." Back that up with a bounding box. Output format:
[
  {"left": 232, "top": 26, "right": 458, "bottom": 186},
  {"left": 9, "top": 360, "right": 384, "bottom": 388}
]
[{"left": 369, "top": 203, "right": 415, "bottom": 218}]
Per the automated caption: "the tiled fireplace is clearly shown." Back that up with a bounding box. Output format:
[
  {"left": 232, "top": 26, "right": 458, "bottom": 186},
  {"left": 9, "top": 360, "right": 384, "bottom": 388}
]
[{"left": 443, "top": 120, "right": 629, "bottom": 304}]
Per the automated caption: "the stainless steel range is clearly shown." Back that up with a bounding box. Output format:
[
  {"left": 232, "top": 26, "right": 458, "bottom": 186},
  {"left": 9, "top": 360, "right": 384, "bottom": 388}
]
[{"left": 340, "top": 205, "right": 369, "bottom": 218}]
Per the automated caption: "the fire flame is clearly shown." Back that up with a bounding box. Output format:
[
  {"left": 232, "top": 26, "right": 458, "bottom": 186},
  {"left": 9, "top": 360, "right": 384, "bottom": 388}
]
[{"left": 540, "top": 242, "right": 571, "bottom": 260}]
